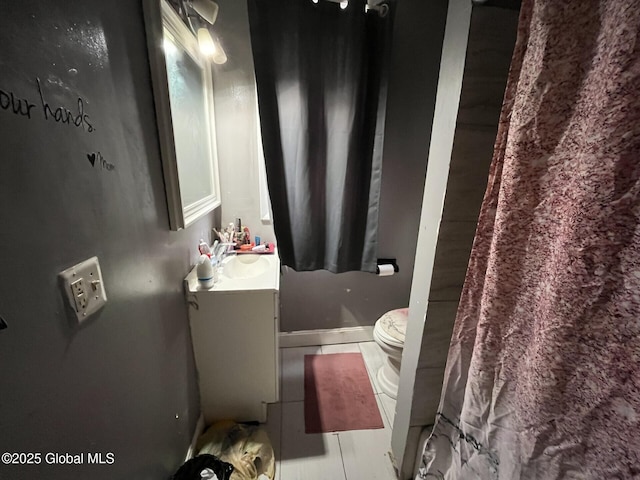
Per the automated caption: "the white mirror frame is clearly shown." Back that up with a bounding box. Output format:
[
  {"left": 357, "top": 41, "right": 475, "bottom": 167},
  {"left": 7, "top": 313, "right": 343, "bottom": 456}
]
[{"left": 143, "top": 0, "right": 221, "bottom": 231}]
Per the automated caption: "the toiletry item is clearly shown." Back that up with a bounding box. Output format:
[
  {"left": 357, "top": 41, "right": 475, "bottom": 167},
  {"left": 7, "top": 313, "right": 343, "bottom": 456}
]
[
  {"left": 210, "top": 256, "right": 219, "bottom": 283},
  {"left": 198, "top": 239, "right": 212, "bottom": 257},
  {"left": 213, "top": 228, "right": 225, "bottom": 243},
  {"left": 252, "top": 244, "right": 266, "bottom": 253},
  {"left": 243, "top": 226, "right": 251, "bottom": 245},
  {"left": 226, "top": 223, "right": 236, "bottom": 243},
  {"left": 235, "top": 218, "right": 242, "bottom": 233},
  {"left": 197, "top": 254, "right": 215, "bottom": 288},
  {"left": 255, "top": 235, "right": 261, "bottom": 246}
]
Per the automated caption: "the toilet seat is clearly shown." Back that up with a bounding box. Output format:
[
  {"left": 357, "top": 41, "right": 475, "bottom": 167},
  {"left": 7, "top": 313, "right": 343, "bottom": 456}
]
[
  {"left": 373, "top": 325, "right": 403, "bottom": 354},
  {"left": 374, "top": 308, "right": 408, "bottom": 348}
]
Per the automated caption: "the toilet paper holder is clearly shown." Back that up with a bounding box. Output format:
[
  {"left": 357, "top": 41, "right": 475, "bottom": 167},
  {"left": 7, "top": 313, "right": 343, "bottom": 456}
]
[{"left": 376, "top": 258, "right": 399, "bottom": 275}]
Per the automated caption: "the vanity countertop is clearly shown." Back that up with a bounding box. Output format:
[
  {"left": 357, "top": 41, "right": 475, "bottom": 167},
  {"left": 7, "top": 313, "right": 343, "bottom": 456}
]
[{"left": 184, "top": 250, "right": 280, "bottom": 294}]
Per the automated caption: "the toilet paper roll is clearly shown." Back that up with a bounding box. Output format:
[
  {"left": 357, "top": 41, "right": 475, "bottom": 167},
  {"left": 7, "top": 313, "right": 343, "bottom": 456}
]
[{"left": 377, "top": 264, "right": 395, "bottom": 276}]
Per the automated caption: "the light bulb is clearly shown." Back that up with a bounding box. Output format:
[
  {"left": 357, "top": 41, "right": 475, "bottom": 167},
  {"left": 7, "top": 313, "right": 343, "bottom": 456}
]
[
  {"left": 197, "top": 27, "right": 216, "bottom": 56},
  {"left": 211, "top": 36, "right": 227, "bottom": 64},
  {"left": 340, "top": 1, "right": 348, "bottom": 9}
]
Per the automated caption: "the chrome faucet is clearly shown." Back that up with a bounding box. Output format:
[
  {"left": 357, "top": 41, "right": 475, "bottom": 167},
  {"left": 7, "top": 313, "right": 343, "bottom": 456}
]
[{"left": 213, "top": 242, "right": 236, "bottom": 263}]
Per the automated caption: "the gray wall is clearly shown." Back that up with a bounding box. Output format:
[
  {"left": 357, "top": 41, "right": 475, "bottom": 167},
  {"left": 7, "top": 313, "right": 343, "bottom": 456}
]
[
  {"left": 279, "top": 0, "right": 449, "bottom": 332},
  {"left": 0, "top": 1, "right": 211, "bottom": 478}
]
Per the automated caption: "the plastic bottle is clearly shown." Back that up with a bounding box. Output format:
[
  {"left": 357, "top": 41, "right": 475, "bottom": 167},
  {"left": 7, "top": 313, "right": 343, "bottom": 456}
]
[{"left": 196, "top": 254, "right": 215, "bottom": 289}]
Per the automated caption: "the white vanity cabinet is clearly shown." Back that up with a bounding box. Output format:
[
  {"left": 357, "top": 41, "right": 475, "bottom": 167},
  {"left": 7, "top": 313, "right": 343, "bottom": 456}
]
[{"left": 184, "top": 253, "right": 280, "bottom": 424}]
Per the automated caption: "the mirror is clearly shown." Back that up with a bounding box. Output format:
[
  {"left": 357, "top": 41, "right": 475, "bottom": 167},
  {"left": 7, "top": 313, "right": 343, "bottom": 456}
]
[{"left": 143, "top": 0, "right": 221, "bottom": 230}]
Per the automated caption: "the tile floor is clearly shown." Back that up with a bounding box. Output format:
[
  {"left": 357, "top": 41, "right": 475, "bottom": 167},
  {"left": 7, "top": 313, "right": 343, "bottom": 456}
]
[{"left": 265, "top": 342, "right": 398, "bottom": 480}]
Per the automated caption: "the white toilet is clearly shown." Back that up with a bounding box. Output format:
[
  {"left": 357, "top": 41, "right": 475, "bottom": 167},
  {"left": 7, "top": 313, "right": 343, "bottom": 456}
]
[{"left": 373, "top": 308, "right": 408, "bottom": 399}]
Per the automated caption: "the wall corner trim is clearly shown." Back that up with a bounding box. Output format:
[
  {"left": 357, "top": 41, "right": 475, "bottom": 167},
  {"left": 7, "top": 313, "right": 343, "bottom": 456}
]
[
  {"left": 184, "top": 413, "right": 206, "bottom": 463},
  {"left": 390, "top": 0, "right": 473, "bottom": 478}
]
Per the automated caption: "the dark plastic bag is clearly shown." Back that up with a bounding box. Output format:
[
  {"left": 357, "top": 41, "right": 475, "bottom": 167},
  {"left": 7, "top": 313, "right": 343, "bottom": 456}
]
[{"left": 172, "top": 454, "right": 234, "bottom": 480}]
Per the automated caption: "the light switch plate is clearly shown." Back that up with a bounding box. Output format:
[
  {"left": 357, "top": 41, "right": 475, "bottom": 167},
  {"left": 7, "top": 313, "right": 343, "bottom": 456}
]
[{"left": 59, "top": 256, "right": 107, "bottom": 323}]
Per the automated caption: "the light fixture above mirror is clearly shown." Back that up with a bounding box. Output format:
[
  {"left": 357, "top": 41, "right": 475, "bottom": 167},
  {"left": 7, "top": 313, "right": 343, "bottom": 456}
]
[
  {"left": 190, "top": 0, "right": 219, "bottom": 24},
  {"left": 182, "top": 0, "right": 228, "bottom": 63}
]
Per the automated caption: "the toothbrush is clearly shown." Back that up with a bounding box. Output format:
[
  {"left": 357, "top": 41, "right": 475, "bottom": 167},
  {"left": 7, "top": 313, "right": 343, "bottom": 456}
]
[
  {"left": 198, "top": 239, "right": 212, "bottom": 256},
  {"left": 212, "top": 228, "right": 225, "bottom": 242}
]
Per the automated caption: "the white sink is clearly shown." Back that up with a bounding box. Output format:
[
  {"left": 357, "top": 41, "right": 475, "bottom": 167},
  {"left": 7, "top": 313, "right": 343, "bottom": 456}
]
[
  {"left": 221, "top": 254, "right": 270, "bottom": 279},
  {"left": 185, "top": 250, "right": 280, "bottom": 293}
]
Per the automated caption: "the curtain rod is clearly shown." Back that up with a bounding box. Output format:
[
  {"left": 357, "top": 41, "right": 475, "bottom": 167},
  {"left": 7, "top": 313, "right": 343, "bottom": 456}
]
[
  {"left": 471, "top": 0, "right": 521, "bottom": 10},
  {"left": 313, "top": 0, "right": 390, "bottom": 17}
]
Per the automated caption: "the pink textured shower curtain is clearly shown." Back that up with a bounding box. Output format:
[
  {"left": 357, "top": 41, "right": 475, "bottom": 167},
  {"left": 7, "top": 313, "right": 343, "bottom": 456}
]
[{"left": 420, "top": 1, "right": 640, "bottom": 479}]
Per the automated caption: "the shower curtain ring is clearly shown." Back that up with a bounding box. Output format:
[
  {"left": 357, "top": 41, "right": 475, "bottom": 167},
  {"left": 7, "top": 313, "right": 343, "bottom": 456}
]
[{"left": 365, "top": 3, "right": 389, "bottom": 17}]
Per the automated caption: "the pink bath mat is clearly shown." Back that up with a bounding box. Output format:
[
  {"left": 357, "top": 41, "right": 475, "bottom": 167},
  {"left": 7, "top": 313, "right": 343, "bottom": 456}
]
[{"left": 304, "top": 353, "right": 384, "bottom": 433}]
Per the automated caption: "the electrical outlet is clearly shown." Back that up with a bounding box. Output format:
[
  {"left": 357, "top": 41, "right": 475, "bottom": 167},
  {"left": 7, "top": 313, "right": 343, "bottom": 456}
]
[
  {"left": 70, "top": 279, "right": 86, "bottom": 312},
  {"left": 70, "top": 278, "right": 85, "bottom": 296},
  {"left": 59, "top": 257, "right": 107, "bottom": 323}
]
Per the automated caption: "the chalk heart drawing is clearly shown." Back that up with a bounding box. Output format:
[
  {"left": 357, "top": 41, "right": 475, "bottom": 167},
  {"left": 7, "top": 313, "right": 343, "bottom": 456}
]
[{"left": 87, "top": 153, "right": 96, "bottom": 167}]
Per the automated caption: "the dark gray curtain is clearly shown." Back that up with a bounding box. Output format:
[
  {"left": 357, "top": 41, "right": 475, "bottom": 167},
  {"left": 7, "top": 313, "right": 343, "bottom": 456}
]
[{"left": 248, "top": 0, "right": 395, "bottom": 273}]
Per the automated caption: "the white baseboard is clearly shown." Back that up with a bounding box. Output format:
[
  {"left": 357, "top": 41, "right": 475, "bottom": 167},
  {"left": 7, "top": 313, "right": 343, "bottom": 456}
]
[
  {"left": 184, "top": 413, "right": 205, "bottom": 462},
  {"left": 279, "top": 326, "right": 374, "bottom": 348}
]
